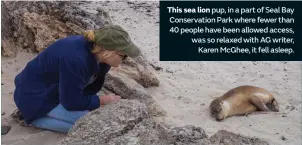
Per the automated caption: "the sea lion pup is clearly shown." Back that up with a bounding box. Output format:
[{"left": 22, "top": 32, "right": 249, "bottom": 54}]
[{"left": 210, "top": 85, "right": 279, "bottom": 121}]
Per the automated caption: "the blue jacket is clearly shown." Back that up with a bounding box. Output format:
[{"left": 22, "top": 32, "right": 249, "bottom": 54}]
[{"left": 13, "top": 35, "right": 111, "bottom": 124}]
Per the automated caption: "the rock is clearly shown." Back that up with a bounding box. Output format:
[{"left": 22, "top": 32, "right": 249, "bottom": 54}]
[
  {"left": 209, "top": 130, "right": 270, "bottom": 145},
  {"left": 149, "top": 63, "right": 163, "bottom": 71},
  {"left": 104, "top": 71, "right": 165, "bottom": 117},
  {"left": 59, "top": 99, "right": 269, "bottom": 145},
  {"left": 281, "top": 136, "right": 287, "bottom": 141},
  {"left": 166, "top": 125, "right": 208, "bottom": 143},
  {"left": 104, "top": 118, "right": 169, "bottom": 145},
  {"left": 3, "top": 1, "right": 111, "bottom": 54},
  {"left": 59, "top": 99, "right": 183, "bottom": 145},
  {"left": 108, "top": 55, "right": 159, "bottom": 88},
  {"left": 286, "top": 106, "right": 295, "bottom": 111},
  {"left": 1, "top": 2, "right": 17, "bottom": 57},
  {"left": 122, "top": 56, "right": 160, "bottom": 87},
  {"left": 107, "top": 121, "right": 208, "bottom": 145},
  {"left": 1, "top": 119, "right": 11, "bottom": 135},
  {"left": 164, "top": 127, "right": 269, "bottom": 145},
  {"left": 1, "top": 125, "right": 11, "bottom": 135},
  {"left": 59, "top": 99, "right": 149, "bottom": 145},
  {"left": 22, "top": 12, "right": 70, "bottom": 52}
]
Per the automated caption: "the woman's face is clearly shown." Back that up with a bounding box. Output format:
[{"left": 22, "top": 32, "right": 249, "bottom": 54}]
[{"left": 94, "top": 50, "right": 127, "bottom": 67}]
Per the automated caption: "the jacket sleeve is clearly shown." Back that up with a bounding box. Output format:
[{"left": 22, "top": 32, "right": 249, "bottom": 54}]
[
  {"left": 59, "top": 57, "right": 100, "bottom": 111},
  {"left": 83, "top": 62, "right": 111, "bottom": 96}
]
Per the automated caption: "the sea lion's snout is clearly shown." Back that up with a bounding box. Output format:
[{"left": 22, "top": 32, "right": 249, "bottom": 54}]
[
  {"left": 215, "top": 113, "right": 225, "bottom": 121},
  {"left": 210, "top": 99, "right": 226, "bottom": 121},
  {"left": 215, "top": 117, "right": 223, "bottom": 122},
  {"left": 267, "top": 99, "right": 279, "bottom": 112},
  {"left": 212, "top": 108, "right": 225, "bottom": 121},
  {"left": 272, "top": 99, "right": 279, "bottom": 112}
]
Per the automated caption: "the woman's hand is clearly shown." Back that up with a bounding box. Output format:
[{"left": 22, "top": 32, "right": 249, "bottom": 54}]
[{"left": 99, "top": 94, "right": 121, "bottom": 106}]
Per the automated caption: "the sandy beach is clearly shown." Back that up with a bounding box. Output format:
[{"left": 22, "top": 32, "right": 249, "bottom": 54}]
[{"left": 1, "top": 1, "right": 301, "bottom": 145}]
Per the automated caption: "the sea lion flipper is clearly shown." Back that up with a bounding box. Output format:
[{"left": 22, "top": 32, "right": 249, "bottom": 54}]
[{"left": 249, "top": 96, "right": 270, "bottom": 111}]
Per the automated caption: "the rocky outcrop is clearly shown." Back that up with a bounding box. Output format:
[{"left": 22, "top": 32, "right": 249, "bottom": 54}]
[
  {"left": 1, "top": 3, "right": 17, "bottom": 57},
  {"left": 59, "top": 100, "right": 269, "bottom": 145},
  {"left": 59, "top": 99, "right": 149, "bottom": 145},
  {"left": 208, "top": 130, "right": 270, "bottom": 145},
  {"left": 3, "top": 1, "right": 111, "bottom": 53},
  {"left": 104, "top": 70, "right": 164, "bottom": 116},
  {"left": 112, "top": 55, "right": 160, "bottom": 88}
]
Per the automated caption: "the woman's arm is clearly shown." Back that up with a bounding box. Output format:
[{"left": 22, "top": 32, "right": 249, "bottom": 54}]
[
  {"left": 59, "top": 57, "right": 100, "bottom": 111},
  {"left": 83, "top": 62, "right": 111, "bottom": 96}
]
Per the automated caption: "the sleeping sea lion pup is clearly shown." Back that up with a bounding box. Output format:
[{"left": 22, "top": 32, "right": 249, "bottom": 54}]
[{"left": 210, "top": 85, "right": 279, "bottom": 121}]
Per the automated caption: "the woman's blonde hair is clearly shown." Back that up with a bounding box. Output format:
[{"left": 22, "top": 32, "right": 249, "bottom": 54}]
[
  {"left": 83, "top": 30, "right": 95, "bottom": 42},
  {"left": 100, "top": 50, "right": 116, "bottom": 59},
  {"left": 83, "top": 30, "right": 116, "bottom": 58}
]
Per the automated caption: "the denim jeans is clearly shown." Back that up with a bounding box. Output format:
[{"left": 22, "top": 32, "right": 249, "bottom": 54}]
[{"left": 31, "top": 104, "right": 89, "bottom": 133}]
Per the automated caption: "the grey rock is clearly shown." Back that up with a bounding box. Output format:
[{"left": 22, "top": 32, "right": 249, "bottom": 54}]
[
  {"left": 4, "top": 1, "right": 110, "bottom": 30},
  {"left": 2, "top": 1, "right": 111, "bottom": 54},
  {"left": 59, "top": 99, "right": 149, "bottom": 145},
  {"left": 59, "top": 100, "right": 269, "bottom": 145},
  {"left": 1, "top": 125, "right": 11, "bottom": 135},
  {"left": 104, "top": 71, "right": 165, "bottom": 117},
  {"left": 1, "top": 2, "right": 17, "bottom": 57},
  {"left": 105, "top": 118, "right": 169, "bottom": 145},
  {"left": 122, "top": 55, "right": 160, "bottom": 87},
  {"left": 209, "top": 130, "right": 270, "bottom": 145},
  {"left": 166, "top": 125, "right": 208, "bottom": 143}
]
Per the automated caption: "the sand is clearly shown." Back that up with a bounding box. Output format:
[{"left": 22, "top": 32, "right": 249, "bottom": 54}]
[{"left": 1, "top": 1, "right": 301, "bottom": 145}]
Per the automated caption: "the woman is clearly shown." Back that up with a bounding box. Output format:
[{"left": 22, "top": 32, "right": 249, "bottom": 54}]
[{"left": 13, "top": 24, "right": 141, "bottom": 133}]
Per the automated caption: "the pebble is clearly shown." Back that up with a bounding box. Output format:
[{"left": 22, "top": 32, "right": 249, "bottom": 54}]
[
  {"left": 1, "top": 125, "right": 11, "bottom": 135},
  {"left": 281, "top": 136, "right": 287, "bottom": 141}
]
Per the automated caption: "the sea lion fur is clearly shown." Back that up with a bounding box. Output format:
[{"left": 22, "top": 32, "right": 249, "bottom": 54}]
[{"left": 210, "top": 85, "right": 279, "bottom": 121}]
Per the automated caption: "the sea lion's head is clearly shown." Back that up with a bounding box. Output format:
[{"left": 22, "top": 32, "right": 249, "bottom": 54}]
[
  {"left": 210, "top": 98, "right": 226, "bottom": 121},
  {"left": 267, "top": 98, "right": 279, "bottom": 112}
]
